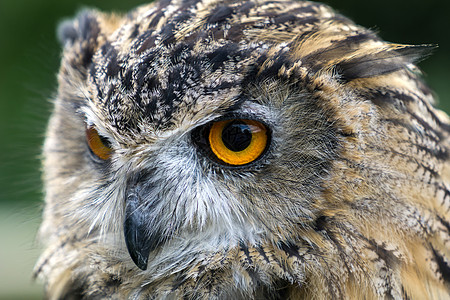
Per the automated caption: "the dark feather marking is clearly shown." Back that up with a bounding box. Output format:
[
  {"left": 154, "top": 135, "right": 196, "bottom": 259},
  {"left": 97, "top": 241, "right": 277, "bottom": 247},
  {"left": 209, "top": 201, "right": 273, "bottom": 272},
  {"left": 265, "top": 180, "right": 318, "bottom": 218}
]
[
  {"left": 256, "top": 245, "right": 271, "bottom": 263},
  {"left": 290, "top": 16, "right": 319, "bottom": 26},
  {"left": 79, "top": 13, "right": 100, "bottom": 68},
  {"left": 368, "top": 240, "right": 399, "bottom": 268},
  {"left": 242, "top": 53, "right": 268, "bottom": 84},
  {"left": 105, "top": 274, "right": 122, "bottom": 288},
  {"left": 172, "top": 11, "right": 192, "bottom": 24},
  {"left": 381, "top": 118, "right": 441, "bottom": 143},
  {"left": 33, "top": 239, "right": 70, "bottom": 278},
  {"left": 195, "top": 263, "right": 206, "bottom": 278},
  {"left": 171, "top": 273, "right": 188, "bottom": 292},
  {"left": 104, "top": 44, "right": 120, "bottom": 78},
  {"left": 90, "top": 63, "right": 104, "bottom": 101},
  {"left": 273, "top": 13, "right": 298, "bottom": 24},
  {"left": 205, "top": 43, "right": 240, "bottom": 71},
  {"left": 289, "top": 4, "right": 318, "bottom": 15},
  {"left": 416, "top": 95, "right": 450, "bottom": 134},
  {"left": 314, "top": 215, "right": 328, "bottom": 232},
  {"left": 431, "top": 246, "right": 450, "bottom": 283},
  {"left": 407, "top": 110, "right": 444, "bottom": 140},
  {"left": 240, "top": 242, "right": 253, "bottom": 265},
  {"left": 401, "top": 285, "right": 411, "bottom": 300},
  {"left": 128, "top": 23, "right": 140, "bottom": 40},
  {"left": 257, "top": 53, "right": 293, "bottom": 80},
  {"left": 148, "top": 11, "right": 165, "bottom": 29},
  {"left": 160, "top": 23, "right": 176, "bottom": 45},
  {"left": 437, "top": 215, "right": 450, "bottom": 234},
  {"left": 123, "top": 69, "right": 133, "bottom": 91},
  {"left": 207, "top": 269, "right": 217, "bottom": 295},
  {"left": 277, "top": 241, "right": 302, "bottom": 259},
  {"left": 207, "top": 5, "right": 234, "bottom": 23},
  {"left": 359, "top": 144, "right": 441, "bottom": 183},
  {"left": 367, "top": 90, "right": 417, "bottom": 109},
  {"left": 411, "top": 143, "right": 449, "bottom": 160},
  {"left": 135, "top": 32, "right": 157, "bottom": 55},
  {"left": 385, "top": 106, "right": 445, "bottom": 142},
  {"left": 237, "top": 1, "right": 255, "bottom": 15},
  {"left": 170, "top": 42, "right": 193, "bottom": 65}
]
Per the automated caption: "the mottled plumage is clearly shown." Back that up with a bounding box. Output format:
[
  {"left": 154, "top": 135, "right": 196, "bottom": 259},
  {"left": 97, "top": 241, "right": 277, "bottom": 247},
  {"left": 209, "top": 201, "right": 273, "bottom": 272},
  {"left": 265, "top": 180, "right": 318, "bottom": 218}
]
[{"left": 35, "top": 0, "right": 450, "bottom": 299}]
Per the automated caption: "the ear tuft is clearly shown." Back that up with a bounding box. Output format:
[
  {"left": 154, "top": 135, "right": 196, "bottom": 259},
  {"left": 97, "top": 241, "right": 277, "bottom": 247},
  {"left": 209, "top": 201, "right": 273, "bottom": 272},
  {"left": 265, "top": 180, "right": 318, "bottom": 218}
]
[
  {"left": 57, "top": 19, "right": 79, "bottom": 46},
  {"left": 394, "top": 44, "right": 437, "bottom": 65},
  {"left": 57, "top": 9, "right": 103, "bottom": 74},
  {"left": 336, "top": 44, "right": 437, "bottom": 81},
  {"left": 57, "top": 10, "right": 101, "bottom": 46}
]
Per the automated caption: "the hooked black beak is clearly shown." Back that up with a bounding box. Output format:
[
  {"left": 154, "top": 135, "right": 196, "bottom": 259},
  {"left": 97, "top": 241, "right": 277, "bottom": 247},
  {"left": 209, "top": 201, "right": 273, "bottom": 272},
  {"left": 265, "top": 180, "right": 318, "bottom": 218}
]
[{"left": 124, "top": 179, "right": 165, "bottom": 270}]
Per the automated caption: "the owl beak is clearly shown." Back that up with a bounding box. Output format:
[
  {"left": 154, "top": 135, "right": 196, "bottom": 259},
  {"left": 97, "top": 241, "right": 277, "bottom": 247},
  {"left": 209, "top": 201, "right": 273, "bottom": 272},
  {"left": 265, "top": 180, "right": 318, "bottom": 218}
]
[{"left": 124, "top": 185, "right": 164, "bottom": 271}]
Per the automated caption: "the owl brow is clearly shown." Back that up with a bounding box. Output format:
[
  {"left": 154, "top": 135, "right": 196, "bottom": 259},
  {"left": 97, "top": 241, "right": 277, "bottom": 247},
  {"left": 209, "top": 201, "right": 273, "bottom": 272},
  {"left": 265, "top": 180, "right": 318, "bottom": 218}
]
[{"left": 212, "top": 95, "right": 249, "bottom": 117}]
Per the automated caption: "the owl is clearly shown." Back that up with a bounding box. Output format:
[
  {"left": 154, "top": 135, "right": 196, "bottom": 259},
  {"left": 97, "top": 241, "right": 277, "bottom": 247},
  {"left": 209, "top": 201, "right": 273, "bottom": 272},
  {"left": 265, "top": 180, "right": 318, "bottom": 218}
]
[{"left": 34, "top": 0, "right": 450, "bottom": 299}]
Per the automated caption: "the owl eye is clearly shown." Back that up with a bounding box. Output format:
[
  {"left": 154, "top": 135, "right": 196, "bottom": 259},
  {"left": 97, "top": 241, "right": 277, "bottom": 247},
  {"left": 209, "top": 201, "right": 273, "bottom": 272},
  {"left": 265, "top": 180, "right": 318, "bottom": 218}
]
[
  {"left": 86, "top": 126, "right": 112, "bottom": 160},
  {"left": 204, "top": 119, "right": 269, "bottom": 166}
]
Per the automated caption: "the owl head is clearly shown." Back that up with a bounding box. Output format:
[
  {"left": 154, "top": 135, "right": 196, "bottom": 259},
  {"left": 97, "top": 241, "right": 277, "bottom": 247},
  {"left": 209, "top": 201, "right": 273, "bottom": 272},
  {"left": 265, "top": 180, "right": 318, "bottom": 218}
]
[{"left": 36, "top": 0, "right": 450, "bottom": 298}]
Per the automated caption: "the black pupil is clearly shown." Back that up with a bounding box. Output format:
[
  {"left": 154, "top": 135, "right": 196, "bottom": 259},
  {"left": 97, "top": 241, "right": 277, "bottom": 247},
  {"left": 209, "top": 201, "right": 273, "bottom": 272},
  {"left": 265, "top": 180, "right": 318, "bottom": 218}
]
[
  {"left": 221, "top": 120, "right": 252, "bottom": 152},
  {"left": 99, "top": 135, "right": 111, "bottom": 148}
]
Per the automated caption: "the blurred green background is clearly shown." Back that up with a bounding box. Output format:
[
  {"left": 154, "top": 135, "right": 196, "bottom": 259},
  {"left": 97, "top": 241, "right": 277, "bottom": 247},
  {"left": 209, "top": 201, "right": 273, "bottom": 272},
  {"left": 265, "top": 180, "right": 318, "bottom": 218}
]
[{"left": 0, "top": 0, "right": 449, "bottom": 298}]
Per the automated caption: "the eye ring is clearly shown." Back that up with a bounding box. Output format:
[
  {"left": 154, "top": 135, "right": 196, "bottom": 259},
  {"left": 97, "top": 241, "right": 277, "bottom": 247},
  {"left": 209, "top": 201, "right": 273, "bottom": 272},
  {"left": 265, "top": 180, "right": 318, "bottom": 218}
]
[
  {"left": 86, "top": 126, "right": 112, "bottom": 160},
  {"left": 207, "top": 119, "right": 269, "bottom": 166}
]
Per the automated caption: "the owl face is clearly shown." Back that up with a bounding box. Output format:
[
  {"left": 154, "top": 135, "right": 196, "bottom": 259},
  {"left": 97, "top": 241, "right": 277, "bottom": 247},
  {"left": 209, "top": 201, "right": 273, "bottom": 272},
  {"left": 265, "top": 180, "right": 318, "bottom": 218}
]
[
  {"left": 37, "top": 0, "right": 450, "bottom": 298},
  {"left": 52, "top": 1, "right": 344, "bottom": 272},
  {"left": 67, "top": 49, "right": 339, "bottom": 272}
]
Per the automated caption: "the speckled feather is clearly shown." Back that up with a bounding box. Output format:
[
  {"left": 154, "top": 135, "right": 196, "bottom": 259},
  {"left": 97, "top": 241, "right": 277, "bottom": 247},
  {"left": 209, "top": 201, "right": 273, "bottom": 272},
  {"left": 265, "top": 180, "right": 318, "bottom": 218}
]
[{"left": 35, "top": 0, "right": 450, "bottom": 299}]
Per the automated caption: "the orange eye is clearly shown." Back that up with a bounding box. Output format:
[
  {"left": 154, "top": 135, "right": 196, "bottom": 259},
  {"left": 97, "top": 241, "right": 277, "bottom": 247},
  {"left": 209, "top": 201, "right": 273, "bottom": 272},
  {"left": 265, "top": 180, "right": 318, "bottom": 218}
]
[
  {"left": 86, "top": 126, "right": 112, "bottom": 160},
  {"left": 208, "top": 119, "right": 268, "bottom": 166}
]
